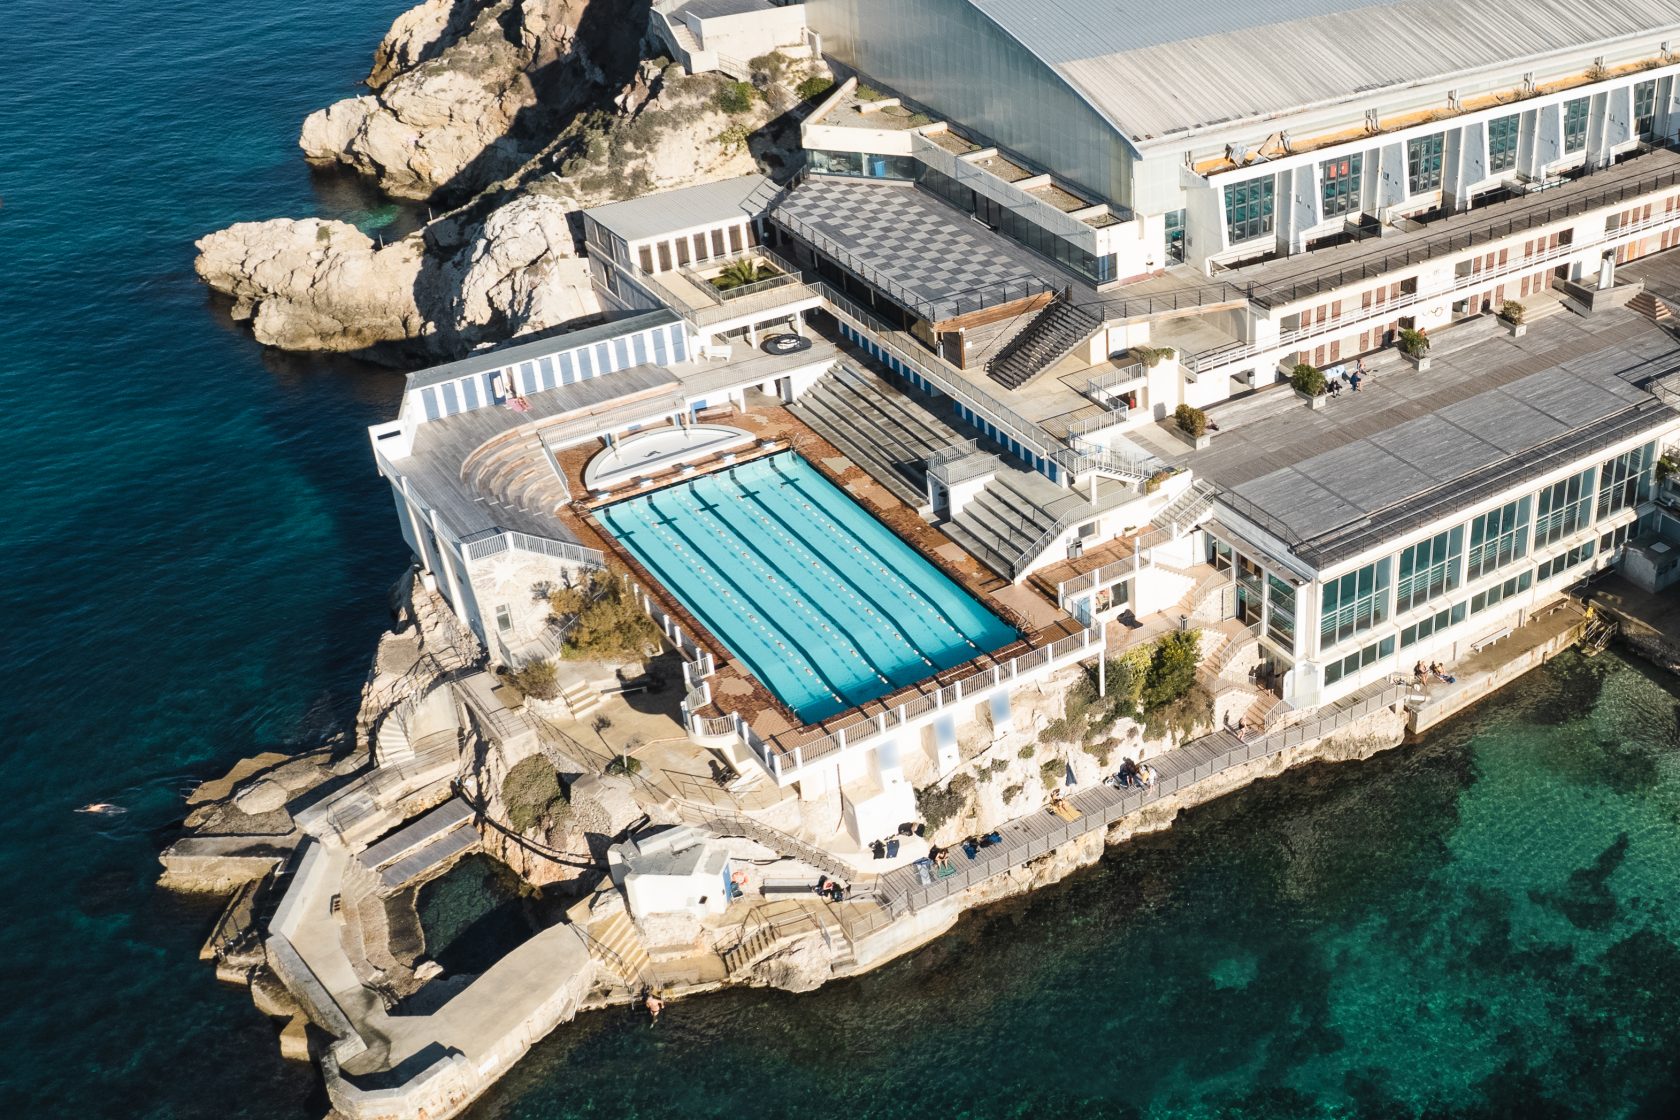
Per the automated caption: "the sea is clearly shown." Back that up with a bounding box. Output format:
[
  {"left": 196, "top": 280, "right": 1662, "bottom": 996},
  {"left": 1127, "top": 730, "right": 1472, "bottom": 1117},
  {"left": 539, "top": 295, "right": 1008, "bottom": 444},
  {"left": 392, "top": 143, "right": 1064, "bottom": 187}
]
[{"left": 3, "top": 2, "right": 1680, "bottom": 1117}]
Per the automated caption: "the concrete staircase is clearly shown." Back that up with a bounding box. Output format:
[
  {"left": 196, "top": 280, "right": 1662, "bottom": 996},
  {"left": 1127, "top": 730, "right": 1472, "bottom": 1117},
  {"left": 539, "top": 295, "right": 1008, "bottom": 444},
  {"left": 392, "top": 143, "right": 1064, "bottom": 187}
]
[
  {"left": 1154, "top": 479, "right": 1219, "bottom": 537},
  {"left": 790, "top": 361, "right": 971, "bottom": 507},
  {"left": 1629, "top": 290, "right": 1676, "bottom": 324},
  {"left": 584, "top": 909, "right": 654, "bottom": 989},
  {"left": 940, "top": 470, "right": 1067, "bottom": 579},
  {"left": 558, "top": 679, "right": 602, "bottom": 721},
  {"left": 462, "top": 434, "right": 573, "bottom": 525},
  {"left": 719, "top": 901, "right": 822, "bottom": 977},
  {"left": 986, "top": 297, "right": 1103, "bottom": 390},
  {"left": 1242, "top": 690, "right": 1286, "bottom": 731}
]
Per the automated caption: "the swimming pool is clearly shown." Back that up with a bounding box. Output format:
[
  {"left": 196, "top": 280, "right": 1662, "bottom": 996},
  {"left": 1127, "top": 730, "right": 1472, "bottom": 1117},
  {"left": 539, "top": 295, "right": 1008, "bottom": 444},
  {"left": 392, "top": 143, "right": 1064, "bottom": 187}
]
[{"left": 599, "top": 453, "right": 1018, "bottom": 722}]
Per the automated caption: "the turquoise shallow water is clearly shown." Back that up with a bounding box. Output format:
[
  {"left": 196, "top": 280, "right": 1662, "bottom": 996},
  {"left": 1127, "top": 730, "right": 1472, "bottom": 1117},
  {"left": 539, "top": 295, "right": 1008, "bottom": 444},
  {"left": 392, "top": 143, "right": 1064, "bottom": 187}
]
[
  {"left": 4, "top": 2, "right": 1680, "bottom": 1117},
  {"left": 601, "top": 453, "right": 1016, "bottom": 721}
]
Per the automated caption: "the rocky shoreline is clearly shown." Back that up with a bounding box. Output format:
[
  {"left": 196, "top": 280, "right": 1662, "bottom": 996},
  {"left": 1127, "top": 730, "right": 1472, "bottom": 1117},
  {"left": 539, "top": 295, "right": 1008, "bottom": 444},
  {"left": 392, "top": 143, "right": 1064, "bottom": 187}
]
[{"left": 194, "top": 0, "right": 826, "bottom": 363}]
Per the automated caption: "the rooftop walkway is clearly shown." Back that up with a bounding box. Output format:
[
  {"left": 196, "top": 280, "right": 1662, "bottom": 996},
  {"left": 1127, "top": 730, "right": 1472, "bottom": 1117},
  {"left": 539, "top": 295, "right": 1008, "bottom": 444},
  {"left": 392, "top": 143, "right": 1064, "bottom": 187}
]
[{"left": 875, "top": 679, "right": 1403, "bottom": 915}]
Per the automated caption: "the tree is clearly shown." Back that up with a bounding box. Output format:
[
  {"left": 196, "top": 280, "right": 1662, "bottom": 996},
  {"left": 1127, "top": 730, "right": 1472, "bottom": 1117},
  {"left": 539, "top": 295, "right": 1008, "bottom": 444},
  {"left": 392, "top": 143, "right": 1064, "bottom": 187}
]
[
  {"left": 507, "top": 658, "right": 560, "bottom": 700},
  {"left": 1141, "top": 630, "right": 1201, "bottom": 712},
  {"left": 1290, "top": 362, "right": 1326, "bottom": 397},
  {"left": 1174, "top": 403, "right": 1208, "bottom": 438},
  {"left": 549, "top": 568, "right": 662, "bottom": 661},
  {"left": 713, "top": 258, "right": 766, "bottom": 290}
]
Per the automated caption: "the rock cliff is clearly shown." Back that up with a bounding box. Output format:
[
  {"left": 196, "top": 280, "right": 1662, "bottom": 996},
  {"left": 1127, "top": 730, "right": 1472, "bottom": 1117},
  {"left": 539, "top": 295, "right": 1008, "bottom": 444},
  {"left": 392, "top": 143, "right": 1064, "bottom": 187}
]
[{"left": 200, "top": 0, "right": 826, "bottom": 360}]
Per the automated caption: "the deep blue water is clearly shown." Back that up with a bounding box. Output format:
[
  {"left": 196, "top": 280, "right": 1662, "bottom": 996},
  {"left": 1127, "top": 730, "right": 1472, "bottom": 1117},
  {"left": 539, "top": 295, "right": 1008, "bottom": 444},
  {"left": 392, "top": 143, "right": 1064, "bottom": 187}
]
[{"left": 6, "top": 4, "right": 1680, "bottom": 1118}]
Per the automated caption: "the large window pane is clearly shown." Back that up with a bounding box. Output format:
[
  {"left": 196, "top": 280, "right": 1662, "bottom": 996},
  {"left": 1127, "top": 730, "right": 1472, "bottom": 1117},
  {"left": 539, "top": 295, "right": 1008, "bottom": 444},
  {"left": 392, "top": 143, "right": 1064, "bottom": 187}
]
[
  {"left": 1488, "top": 114, "right": 1520, "bottom": 173},
  {"left": 1224, "top": 177, "right": 1275, "bottom": 244},
  {"left": 1467, "top": 496, "right": 1530, "bottom": 580},
  {"left": 1408, "top": 134, "right": 1444, "bottom": 193},
  {"left": 1396, "top": 526, "right": 1463, "bottom": 612},
  {"left": 1319, "top": 558, "right": 1392, "bottom": 648},
  {"left": 1563, "top": 98, "right": 1589, "bottom": 154},
  {"left": 1535, "top": 467, "right": 1596, "bottom": 547},
  {"left": 1321, "top": 153, "right": 1362, "bottom": 219},
  {"left": 1635, "top": 81, "right": 1658, "bottom": 141}
]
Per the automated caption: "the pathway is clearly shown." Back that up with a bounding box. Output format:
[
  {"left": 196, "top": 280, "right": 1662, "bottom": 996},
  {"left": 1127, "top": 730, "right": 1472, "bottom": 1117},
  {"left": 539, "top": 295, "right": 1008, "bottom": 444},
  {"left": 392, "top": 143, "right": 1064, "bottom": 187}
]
[{"left": 876, "top": 680, "right": 1404, "bottom": 915}]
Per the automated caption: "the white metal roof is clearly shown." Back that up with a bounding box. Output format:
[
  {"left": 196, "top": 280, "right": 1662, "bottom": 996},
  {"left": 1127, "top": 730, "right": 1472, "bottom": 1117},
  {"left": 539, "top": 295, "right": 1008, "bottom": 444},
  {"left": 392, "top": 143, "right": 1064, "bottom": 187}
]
[
  {"left": 965, "top": 0, "right": 1680, "bottom": 141},
  {"left": 582, "top": 174, "right": 779, "bottom": 243}
]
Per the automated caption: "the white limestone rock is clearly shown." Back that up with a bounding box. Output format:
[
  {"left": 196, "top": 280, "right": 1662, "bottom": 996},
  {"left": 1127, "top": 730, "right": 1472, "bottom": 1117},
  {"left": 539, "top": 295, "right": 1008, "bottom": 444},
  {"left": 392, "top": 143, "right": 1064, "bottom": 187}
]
[
  {"left": 749, "top": 933, "right": 831, "bottom": 993},
  {"left": 234, "top": 779, "right": 289, "bottom": 816},
  {"left": 437, "top": 192, "right": 598, "bottom": 347}
]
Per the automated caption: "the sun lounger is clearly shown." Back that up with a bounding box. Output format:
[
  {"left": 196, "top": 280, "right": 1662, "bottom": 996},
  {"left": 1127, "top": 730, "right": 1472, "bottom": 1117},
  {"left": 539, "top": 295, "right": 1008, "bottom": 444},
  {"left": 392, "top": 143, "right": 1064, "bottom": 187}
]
[
  {"left": 1049, "top": 801, "right": 1082, "bottom": 822},
  {"left": 913, "top": 857, "right": 933, "bottom": 885}
]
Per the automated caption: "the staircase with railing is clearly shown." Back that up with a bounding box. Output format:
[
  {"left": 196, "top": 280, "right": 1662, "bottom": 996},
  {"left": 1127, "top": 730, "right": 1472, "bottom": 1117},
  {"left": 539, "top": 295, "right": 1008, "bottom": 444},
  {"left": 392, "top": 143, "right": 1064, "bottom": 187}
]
[{"left": 985, "top": 296, "right": 1103, "bottom": 390}]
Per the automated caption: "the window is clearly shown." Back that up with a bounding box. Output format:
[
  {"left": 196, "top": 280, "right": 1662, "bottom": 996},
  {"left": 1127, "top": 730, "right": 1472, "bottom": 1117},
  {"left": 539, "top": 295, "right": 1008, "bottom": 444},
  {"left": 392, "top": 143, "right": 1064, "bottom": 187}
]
[
  {"left": 1563, "top": 97, "right": 1589, "bottom": 154},
  {"left": 1408, "top": 134, "right": 1444, "bottom": 193},
  {"left": 1470, "top": 571, "right": 1532, "bottom": 615},
  {"left": 1534, "top": 467, "right": 1596, "bottom": 547},
  {"left": 494, "top": 604, "right": 513, "bottom": 633},
  {"left": 1266, "top": 574, "right": 1297, "bottom": 650},
  {"left": 729, "top": 225, "right": 745, "bottom": 253},
  {"left": 1488, "top": 114, "right": 1520, "bottom": 173},
  {"left": 1321, "top": 154, "right": 1363, "bottom": 219},
  {"left": 1210, "top": 538, "right": 1234, "bottom": 573},
  {"left": 656, "top": 241, "right": 672, "bottom": 271},
  {"left": 637, "top": 245, "right": 654, "bottom": 272},
  {"left": 1401, "top": 602, "right": 1467, "bottom": 649},
  {"left": 1237, "top": 555, "right": 1265, "bottom": 626},
  {"left": 1601, "top": 522, "right": 1636, "bottom": 555},
  {"left": 1224, "top": 177, "right": 1276, "bottom": 244},
  {"left": 1635, "top": 80, "right": 1658, "bottom": 141},
  {"left": 1597, "top": 443, "right": 1654, "bottom": 519},
  {"left": 1325, "top": 635, "right": 1397, "bottom": 686},
  {"left": 1396, "top": 526, "right": 1464, "bottom": 613},
  {"left": 675, "top": 236, "right": 691, "bottom": 267},
  {"left": 1536, "top": 541, "right": 1596, "bottom": 583},
  {"left": 710, "top": 229, "right": 727, "bottom": 257},
  {"left": 1320, "top": 559, "right": 1392, "bottom": 648},
  {"left": 1467, "top": 497, "right": 1530, "bottom": 580}
]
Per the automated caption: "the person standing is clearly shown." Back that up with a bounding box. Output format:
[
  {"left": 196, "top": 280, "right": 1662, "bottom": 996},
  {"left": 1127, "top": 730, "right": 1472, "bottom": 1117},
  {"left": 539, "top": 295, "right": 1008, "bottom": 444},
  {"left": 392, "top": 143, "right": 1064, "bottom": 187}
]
[{"left": 645, "top": 992, "right": 665, "bottom": 1025}]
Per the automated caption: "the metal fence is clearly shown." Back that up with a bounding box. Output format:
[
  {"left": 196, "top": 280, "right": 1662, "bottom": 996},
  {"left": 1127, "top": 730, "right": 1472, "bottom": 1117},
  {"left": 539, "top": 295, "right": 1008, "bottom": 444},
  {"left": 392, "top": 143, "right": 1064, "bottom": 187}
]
[
  {"left": 882, "top": 681, "right": 1404, "bottom": 914},
  {"left": 460, "top": 528, "right": 606, "bottom": 569}
]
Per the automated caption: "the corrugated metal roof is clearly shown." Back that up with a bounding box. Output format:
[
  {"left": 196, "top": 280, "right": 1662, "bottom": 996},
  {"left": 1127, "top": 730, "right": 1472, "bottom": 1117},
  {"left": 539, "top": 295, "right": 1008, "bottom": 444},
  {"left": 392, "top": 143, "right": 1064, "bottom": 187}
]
[
  {"left": 965, "top": 0, "right": 1680, "bottom": 140},
  {"left": 582, "top": 174, "right": 780, "bottom": 243}
]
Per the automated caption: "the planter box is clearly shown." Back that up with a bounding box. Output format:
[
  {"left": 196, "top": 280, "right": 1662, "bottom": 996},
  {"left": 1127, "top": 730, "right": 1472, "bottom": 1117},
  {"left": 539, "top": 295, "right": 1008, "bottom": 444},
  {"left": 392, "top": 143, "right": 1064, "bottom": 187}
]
[
  {"left": 1403, "top": 352, "right": 1432, "bottom": 371},
  {"left": 1504, "top": 321, "right": 1528, "bottom": 338},
  {"left": 1296, "top": 388, "right": 1326, "bottom": 411},
  {"left": 1171, "top": 425, "right": 1212, "bottom": 450}
]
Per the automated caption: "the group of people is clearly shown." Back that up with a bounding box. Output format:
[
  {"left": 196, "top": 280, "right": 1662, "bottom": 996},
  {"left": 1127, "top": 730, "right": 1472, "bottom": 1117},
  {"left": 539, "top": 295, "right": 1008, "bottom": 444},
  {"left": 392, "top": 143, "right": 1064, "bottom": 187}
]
[
  {"left": 1324, "top": 359, "right": 1371, "bottom": 398},
  {"left": 1413, "top": 660, "right": 1456, "bottom": 686},
  {"left": 814, "top": 875, "right": 849, "bottom": 902},
  {"left": 960, "top": 831, "right": 1004, "bottom": 859},
  {"left": 1107, "top": 757, "right": 1157, "bottom": 790}
]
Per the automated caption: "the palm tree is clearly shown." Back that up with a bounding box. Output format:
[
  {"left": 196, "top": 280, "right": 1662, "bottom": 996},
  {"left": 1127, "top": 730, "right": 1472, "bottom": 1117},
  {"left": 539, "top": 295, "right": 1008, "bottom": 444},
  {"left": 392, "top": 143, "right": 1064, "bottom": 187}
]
[{"left": 713, "top": 258, "right": 765, "bottom": 291}]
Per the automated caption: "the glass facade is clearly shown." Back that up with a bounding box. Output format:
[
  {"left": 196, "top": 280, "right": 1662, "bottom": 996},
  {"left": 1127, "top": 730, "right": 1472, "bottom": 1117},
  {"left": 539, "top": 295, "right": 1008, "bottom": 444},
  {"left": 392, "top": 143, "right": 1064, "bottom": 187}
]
[
  {"left": 1400, "top": 602, "right": 1467, "bottom": 649},
  {"left": 1467, "top": 497, "right": 1530, "bottom": 580},
  {"left": 1321, "top": 154, "right": 1362, "bottom": 219},
  {"left": 1596, "top": 443, "right": 1654, "bottom": 519},
  {"left": 1224, "top": 177, "right": 1275, "bottom": 244},
  {"left": 1488, "top": 114, "right": 1520, "bottom": 173},
  {"left": 811, "top": 149, "right": 918, "bottom": 180},
  {"left": 1266, "top": 574, "right": 1297, "bottom": 650},
  {"left": 1534, "top": 467, "right": 1596, "bottom": 548},
  {"left": 918, "top": 167, "right": 1116, "bottom": 282},
  {"left": 1635, "top": 80, "right": 1658, "bottom": 141},
  {"left": 1470, "top": 571, "right": 1532, "bottom": 615},
  {"left": 1320, "top": 558, "right": 1391, "bottom": 648},
  {"left": 1396, "top": 526, "right": 1463, "bottom": 613},
  {"left": 1536, "top": 540, "right": 1596, "bottom": 583},
  {"left": 1563, "top": 97, "right": 1589, "bottom": 153},
  {"left": 1325, "top": 635, "right": 1395, "bottom": 686},
  {"left": 1408, "top": 134, "right": 1444, "bottom": 193}
]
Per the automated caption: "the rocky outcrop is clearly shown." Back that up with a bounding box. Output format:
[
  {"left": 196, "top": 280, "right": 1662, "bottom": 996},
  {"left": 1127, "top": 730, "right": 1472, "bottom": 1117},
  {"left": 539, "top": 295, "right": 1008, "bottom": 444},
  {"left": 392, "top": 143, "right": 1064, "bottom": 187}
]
[
  {"left": 194, "top": 193, "right": 599, "bottom": 357},
  {"left": 303, "top": 0, "right": 612, "bottom": 201}
]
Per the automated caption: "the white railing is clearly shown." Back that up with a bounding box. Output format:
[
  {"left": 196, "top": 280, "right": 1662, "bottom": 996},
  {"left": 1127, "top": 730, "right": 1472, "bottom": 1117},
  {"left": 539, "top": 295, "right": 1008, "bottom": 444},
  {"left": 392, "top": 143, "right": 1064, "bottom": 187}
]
[
  {"left": 738, "top": 626, "right": 1104, "bottom": 782},
  {"left": 627, "top": 579, "right": 705, "bottom": 662},
  {"left": 1084, "top": 363, "right": 1145, "bottom": 407},
  {"left": 1065, "top": 406, "right": 1130, "bottom": 443},
  {"left": 460, "top": 529, "right": 605, "bottom": 569},
  {"left": 1189, "top": 197, "right": 1680, "bottom": 376}
]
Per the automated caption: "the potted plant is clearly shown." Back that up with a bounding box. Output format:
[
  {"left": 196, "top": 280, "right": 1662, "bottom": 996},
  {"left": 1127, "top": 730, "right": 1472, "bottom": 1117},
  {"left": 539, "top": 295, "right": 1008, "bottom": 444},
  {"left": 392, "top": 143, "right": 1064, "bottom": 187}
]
[
  {"left": 1173, "top": 403, "right": 1210, "bottom": 449},
  {"left": 1289, "top": 362, "right": 1327, "bottom": 410},
  {"left": 1499, "top": 299, "right": 1527, "bottom": 338},
  {"left": 1132, "top": 344, "right": 1177, "bottom": 368},
  {"left": 1398, "top": 327, "right": 1432, "bottom": 370}
]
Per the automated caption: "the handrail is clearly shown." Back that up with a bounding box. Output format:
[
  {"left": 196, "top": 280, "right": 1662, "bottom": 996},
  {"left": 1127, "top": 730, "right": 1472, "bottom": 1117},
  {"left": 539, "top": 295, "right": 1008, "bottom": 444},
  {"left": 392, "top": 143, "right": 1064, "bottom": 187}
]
[{"left": 460, "top": 528, "right": 606, "bottom": 569}]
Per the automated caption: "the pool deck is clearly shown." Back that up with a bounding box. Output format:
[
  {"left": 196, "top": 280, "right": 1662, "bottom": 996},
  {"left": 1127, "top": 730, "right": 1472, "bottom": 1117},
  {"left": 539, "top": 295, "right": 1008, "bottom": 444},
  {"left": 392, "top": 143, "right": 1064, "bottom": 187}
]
[{"left": 549, "top": 396, "right": 1081, "bottom": 748}]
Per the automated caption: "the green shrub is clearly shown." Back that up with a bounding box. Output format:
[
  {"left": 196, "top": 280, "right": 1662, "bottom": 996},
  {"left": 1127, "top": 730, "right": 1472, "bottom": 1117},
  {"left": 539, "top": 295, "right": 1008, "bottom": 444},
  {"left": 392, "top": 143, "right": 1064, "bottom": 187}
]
[
  {"left": 712, "top": 258, "right": 770, "bottom": 291},
  {"left": 855, "top": 84, "right": 884, "bottom": 102},
  {"left": 502, "top": 755, "right": 568, "bottom": 834},
  {"left": 1141, "top": 630, "right": 1201, "bottom": 712},
  {"left": 1039, "top": 758, "right": 1065, "bottom": 789},
  {"left": 1174, "top": 404, "right": 1208, "bottom": 438},
  {"left": 1018, "top": 744, "right": 1036, "bottom": 760},
  {"left": 1289, "top": 362, "right": 1326, "bottom": 397},
  {"left": 1002, "top": 783, "right": 1023, "bottom": 803},
  {"left": 549, "top": 568, "right": 662, "bottom": 661},
  {"left": 796, "top": 75, "right": 834, "bottom": 102},
  {"left": 507, "top": 659, "right": 560, "bottom": 701},
  {"left": 1398, "top": 327, "right": 1430, "bottom": 357},
  {"left": 1143, "top": 682, "right": 1214, "bottom": 743},
  {"left": 916, "top": 781, "right": 969, "bottom": 830},
  {"left": 1145, "top": 468, "right": 1175, "bottom": 494},
  {"left": 716, "top": 81, "right": 756, "bottom": 114},
  {"left": 1500, "top": 300, "right": 1525, "bottom": 325},
  {"left": 1657, "top": 453, "right": 1679, "bottom": 482},
  {"left": 1132, "top": 345, "right": 1176, "bottom": 368},
  {"left": 715, "top": 123, "right": 751, "bottom": 153},
  {"left": 908, "top": 112, "right": 932, "bottom": 126},
  {"left": 1084, "top": 739, "right": 1117, "bottom": 767},
  {"left": 605, "top": 755, "right": 643, "bottom": 777}
]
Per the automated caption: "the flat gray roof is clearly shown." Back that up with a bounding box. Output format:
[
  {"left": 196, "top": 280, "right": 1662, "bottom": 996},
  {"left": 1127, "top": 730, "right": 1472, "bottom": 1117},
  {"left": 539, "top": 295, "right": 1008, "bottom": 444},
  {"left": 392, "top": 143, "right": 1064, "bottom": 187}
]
[
  {"left": 771, "top": 176, "right": 1066, "bottom": 320},
  {"left": 405, "top": 310, "right": 680, "bottom": 393},
  {"left": 1175, "top": 308, "right": 1680, "bottom": 568},
  {"left": 965, "top": 0, "right": 1680, "bottom": 141},
  {"left": 673, "top": 0, "right": 773, "bottom": 19},
  {"left": 583, "top": 174, "right": 779, "bottom": 244}
]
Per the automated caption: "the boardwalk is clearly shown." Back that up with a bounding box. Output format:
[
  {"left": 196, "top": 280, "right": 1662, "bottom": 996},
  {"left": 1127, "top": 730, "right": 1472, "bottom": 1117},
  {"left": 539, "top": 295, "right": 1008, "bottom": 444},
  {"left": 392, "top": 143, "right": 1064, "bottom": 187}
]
[{"left": 875, "top": 680, "right": 1404, "bottom": 915}]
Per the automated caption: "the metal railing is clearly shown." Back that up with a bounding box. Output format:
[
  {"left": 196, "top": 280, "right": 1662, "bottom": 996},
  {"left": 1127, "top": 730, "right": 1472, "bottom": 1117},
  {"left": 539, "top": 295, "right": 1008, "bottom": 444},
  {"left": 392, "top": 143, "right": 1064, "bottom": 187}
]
[
  {"left": 1084, "top": 362, "right": 1146, "bottom": 407},
  {"left": 743, "top": 627, "right": 1104, "bottom": 781},
  {"left": 1241, "top": 158, "right": 1680, "bottom": 310},
  {"left": 460, "top": 528, "right": 605, "bottom": 569},
  {"left": 1064, "top": 406, "right": 1130, "bottom": 443},
  {"left": 775, "top": 209, "right": 1057, "bottom": 322},
  {"left": 881, "top": 682, "right": 1404, "bottom": 914},
  {"left": 813, "top": 279, "right": 1067, "bottom": 465}
]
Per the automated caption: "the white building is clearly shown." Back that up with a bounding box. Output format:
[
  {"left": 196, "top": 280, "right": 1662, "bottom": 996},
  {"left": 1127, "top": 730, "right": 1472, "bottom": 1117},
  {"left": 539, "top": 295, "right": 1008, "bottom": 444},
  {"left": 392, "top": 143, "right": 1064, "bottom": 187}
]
[{"left": 607, "top": 826, "right": 735, "bottom": 919}]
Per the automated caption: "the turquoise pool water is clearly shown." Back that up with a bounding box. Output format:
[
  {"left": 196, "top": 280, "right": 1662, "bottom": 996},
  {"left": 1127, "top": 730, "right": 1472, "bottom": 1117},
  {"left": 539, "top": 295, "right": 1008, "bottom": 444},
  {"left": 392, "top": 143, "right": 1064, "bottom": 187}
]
[{"left": 599, "top": 453, "right": 1017, "bottom": 722}]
